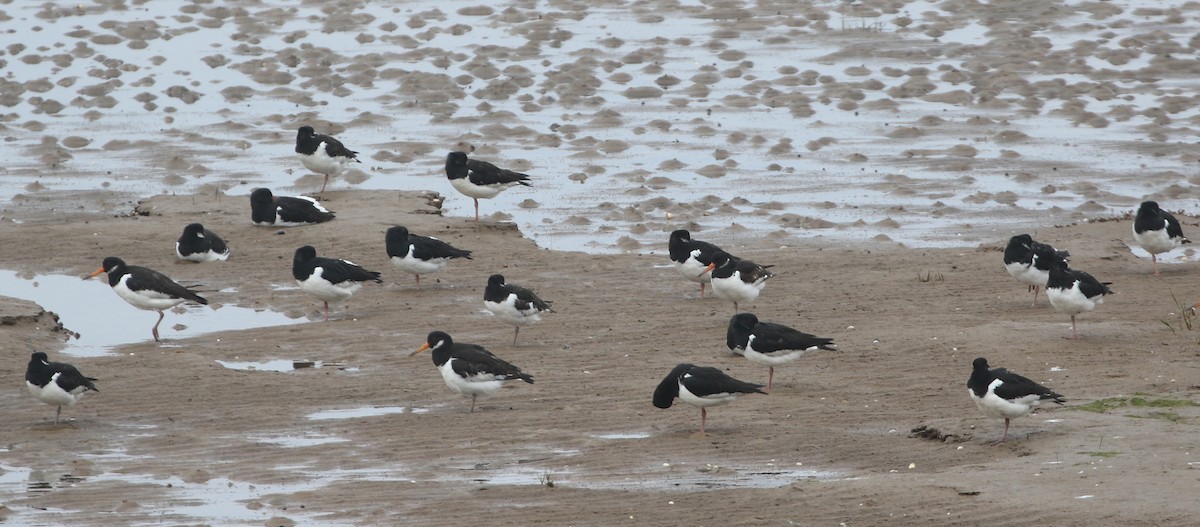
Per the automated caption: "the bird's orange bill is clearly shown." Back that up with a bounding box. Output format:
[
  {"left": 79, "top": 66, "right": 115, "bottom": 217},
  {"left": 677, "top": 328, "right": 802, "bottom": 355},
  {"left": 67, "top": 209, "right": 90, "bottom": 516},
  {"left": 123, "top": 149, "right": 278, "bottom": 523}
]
[
  {"left": 699, "top": 263, "right": 716, "bottom": 277},
  {"left": 84, "top": 267, "right": 105, "bottom": 280},
  {"left": 409, "top": 343, "right": 431, "bottom": 357}
]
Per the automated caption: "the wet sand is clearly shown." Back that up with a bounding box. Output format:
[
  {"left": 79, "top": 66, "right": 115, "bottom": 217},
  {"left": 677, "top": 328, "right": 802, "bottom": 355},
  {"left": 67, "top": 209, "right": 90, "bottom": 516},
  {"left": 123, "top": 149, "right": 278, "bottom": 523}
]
[{"left": 2, "top": 190, "right": 1199, "bottom": 525}]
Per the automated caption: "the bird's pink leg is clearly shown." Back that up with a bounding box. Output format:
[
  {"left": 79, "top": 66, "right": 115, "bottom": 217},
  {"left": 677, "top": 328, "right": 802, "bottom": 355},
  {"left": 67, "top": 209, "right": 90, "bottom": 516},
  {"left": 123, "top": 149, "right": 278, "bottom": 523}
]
[
  {"left": 767, "top": 367, "right": 774, "bottom": 392},
  {"left": 153, "top": 311, "right": 165, "bottom": 342},
  {"left": 1030, "top": 285, "right": 1040, "bottom": 307},
  {"left": 1070, "top": 315, "right": 1078, "bottom": 339},
  {"left": 414, "top": 274, "right": 421, "bottom": 290},
  {"left": 474, "top": 198, "right": 480, "bottom": 223},
  {"left": 699, "top": 283, "right": 706, "bottom": 299},
  {"left": 1153, "top": 255, "right": 1160, "bottom": 276},
  {"left": 699, "top": 407, "right": 708, "bottom": 435},
  {"left": 513, "top": 327, "right": 520, "bottom": 346},
  {"left": 324, "top": 301, "right": 330, "bottom": 321}
]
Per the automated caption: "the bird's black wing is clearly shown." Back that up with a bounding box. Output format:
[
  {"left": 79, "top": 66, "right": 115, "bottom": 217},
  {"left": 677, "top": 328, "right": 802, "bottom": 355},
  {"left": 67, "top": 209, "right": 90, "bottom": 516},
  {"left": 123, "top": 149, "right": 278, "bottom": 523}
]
[
  {"left": 450, "top": 345, "right": 533, "bottom": 383},
  {"left": 466, "top": 158, "right": 532, "bottom": 187},
  {"left": 316, "top": 257, "right": 382, "bottom": 284},
  {"left": 276, "top": 196, "right": 336, "bottom": 224},
  {"left": 683, "top": 366, "right": 766, "bottom": 397},
  {"left": 49, "top": 361, "right": 99, "bottom": 393},
  {"left": 752, "top": 322, "right": 835, "bottom": 353},
  {"left": 412, "top": 235, "right": 472, "bottom": 260},
  {"left": 991, "top": 368, "right": 1064, "bottom": 403},
  {"left": 125, "top": 266, "right": 208, "bottom": 305},
  {"left": 318, "top": 134, "right": 360, "bottom": 161}
]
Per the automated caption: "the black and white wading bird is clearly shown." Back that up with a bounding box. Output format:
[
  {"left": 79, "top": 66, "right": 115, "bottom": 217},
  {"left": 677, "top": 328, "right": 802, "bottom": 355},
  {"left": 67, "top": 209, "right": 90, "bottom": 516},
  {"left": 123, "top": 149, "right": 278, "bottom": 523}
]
[
  {"left": 703, "top": 251, "right": 774, "bottom": 312},
  {"left": 250, "top": 188, "right": 335, "bottom": 227},
  {"left": 411, "top": 331, "right": 534, "bottom": 413},
  {"left": 1045, "top": 258, "right": 1113, "bottom": 339},
  {"left": 652, "top": 363, "right": 766, "bottom": 435},
  {"left": 175, "top": 223, "right": 231, "bottom": 263},
  {"left": 295, "top": 125, "right": 360, "bottom": 200},
  {"left": 444, "top": 151, "right": 531, "bottom": 223},
  {"left": 292, "top": 245, "right": 382, "bottom": 321},
  {"left": 1132, "top": 200, "right": 1190, "bottom": 275},
  {"left": 726, "top": 313, "right": 836, "bottom": 391},
  {"left": 968, "top": 357, "right": 1065, "bottom": 444},
  {"left": 483, "top": 274, "right": 554, "bottom": 346},
  {"left": 1002, "top": 234, "right": 1069, "bottom": 306},
  {"left": 385, "top": 226, "right": 472, "bottom": 289},
  {"left": 26, "top": 352, "right": 99, "bottom": 425},
  {"left": 86, "top": 257, "right": 208, "bottom": 342},
  {"left": 668, "top": 229, "right": 725, "bottom": 298}
]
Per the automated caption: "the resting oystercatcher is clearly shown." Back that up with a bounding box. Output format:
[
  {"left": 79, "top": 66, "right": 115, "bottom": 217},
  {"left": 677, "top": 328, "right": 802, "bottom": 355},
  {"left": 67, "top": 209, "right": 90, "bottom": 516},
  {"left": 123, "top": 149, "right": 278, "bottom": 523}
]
[
  {"left": 1046, "top": 258, "right": 1113, "bottom": 339},
  {"left": 703, "top": 251, "right": 774, "bottom": 312},
  {"left": 1133, "top": 200, "right": 1191, "bottom": 275},
  {"left": 652, "top": 363, "right": 766, "bottom": 435},
  {"left": 968, "top": 357, "right": 1065, "bottom": 444},
  {"left": 250, "top": 188, "right": 335, "bottom": 227},
  {"left": 175, "top": 223, "right": 231, "bottom": 262},
  {"left": 86, "top": 257, "right": 208, "bottom": 342},
  {"left": 26, "top": 352, "right": 99, "bottom": 425},
  {"left": 726, "top": 313, "right": 836, "bottom": 391},
  {"left": 385, "top": 226, "right": 472, "bottom": 289},
  {"left": 668, "top": 229, "right": 725, "bottom": 298},
  {"left": 444, "top": 151, "right": 532, "bottom": 223},
  {"left": 411, "top": 331, "right": 534, "bottom": 413},
  {"left": 483, "top": 274, "right": 554, "bottom": 346},
  {"left": 292, "top": 245, "right": 382, "bottom": 321},
  {"left": 1003, "top": 234, "right": 1069, "bottom": 306},
  {"left": 295, "top": 125, "right": 360, "bottom": 200}
]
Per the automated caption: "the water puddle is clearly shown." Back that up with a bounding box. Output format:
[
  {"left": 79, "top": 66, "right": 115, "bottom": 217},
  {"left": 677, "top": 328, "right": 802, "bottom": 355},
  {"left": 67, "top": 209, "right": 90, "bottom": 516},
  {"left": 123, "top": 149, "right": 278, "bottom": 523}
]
[
  {"left": 435, "top": 460, "right": 841, "bottom": 490},
  {"left": 592, "top": 431, "right": 653, "bottom": 440},
  {"left": 215, "top": 359, "right": 325, "bottom": 372},
  {"left": 306, "top": 406, "right": 432, "bottom": 421},
  {"left": 0, "top": 270, "right": 306, "bottom": 357},
  {"left": 249, "top": 433, "right": 349, "bottom": 448}
]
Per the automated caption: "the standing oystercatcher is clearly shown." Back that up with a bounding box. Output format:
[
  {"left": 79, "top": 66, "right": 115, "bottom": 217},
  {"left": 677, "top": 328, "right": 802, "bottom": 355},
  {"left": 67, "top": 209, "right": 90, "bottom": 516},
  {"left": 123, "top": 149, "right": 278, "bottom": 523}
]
[
  {"left": 1133, "top": 200, "right": 1191, "bottom": 275},
  {"left": 292, "top": 245, "right": 382, "bottom": 321},
  {"left": 668, "top": 229, "right": 725, "bottom": 298},
  {"left": 704, "top": 251, "right": 774, "bottom": 312},
  {"left": 250, "top": 188, "right": 335, "bottom": 227},
  {"left": 26, "top": 352, "right": 99, "bottom": 425},
  {"left": 726, "top": 313, "right": 836, "bottom": 391},
  {"left": 175, "top": 223, "right": 231, "bottom": 262},
  {"left": 968, "top": 357, "right": 1065, "bottom": 444},
  {"left": 483, "top": 274, "right": 554, "bottom": 346},
  {"left": 86, "top": 257, "right": 208, "bottom": 342},
  {"left": 411, "top": 331, "right": 534, "bottom": 413},
  {"left": 444, "top": 151, "right": 532, "bottom": 223},
  {"left": 295, "top": 125, "right": 360, "bottom": 200},
  {"left": 1003, "top": 234, "right": 1069, "bottom": 306},
  {"left": 1046, "top": 258, "right": 1113, "bottom": 339},
  {"left": 652, "top": 363, "right": 766, "bottom": 435},
  {"left": 385, "top": 226, "right": 473, "bottom": 289}
]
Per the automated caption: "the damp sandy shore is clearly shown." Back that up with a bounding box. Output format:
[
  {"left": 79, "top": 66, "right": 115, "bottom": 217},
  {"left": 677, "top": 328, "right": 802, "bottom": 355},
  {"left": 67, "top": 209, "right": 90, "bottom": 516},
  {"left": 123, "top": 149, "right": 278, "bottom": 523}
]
[{"left": 2, "top": 190, "right": 1199, "bottom": 526}]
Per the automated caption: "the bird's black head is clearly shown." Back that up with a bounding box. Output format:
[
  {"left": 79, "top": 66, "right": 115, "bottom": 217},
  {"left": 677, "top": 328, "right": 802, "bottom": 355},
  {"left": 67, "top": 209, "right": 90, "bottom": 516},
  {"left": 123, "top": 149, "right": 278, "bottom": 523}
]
[
  {"left": 972, "top": 357, "right": 990, "bottom": 371},
  {"left": 487, "top": 274, "right": 506, "bottom": 287},
  {"left": 385, "top": 226, "right": 409, "bottom": 243},
  {"left": 100, "top": 257, "right": 125, "bottom": 273},
  {"left": 653, "top": 363, "right": 694, "bottom": 409},
  {"left": 30, "top": 351, "right": 49, "bottom": 364},
  {"left": 711, "top": 251, "right": 733, "bottom": 267},
  {"left": 445, "top": 151, "right": 469, "bottom": 178},
  {"left": 426, "top": 330, "right": 452, "bottom": 349},
  {"left": 250, "top": 188, "right": 274, "bottom": 205},
  {"left": 294, "top": 245, "right": 317, "bottom": 263},
  {"left": 730, "top": 313, "right": 759, "bottom": 330},
  {"left": 183, "top": 223, "right": 206, "bottom": 237},
  {"left": 297, "top": 125, "right": 315, "bottom": 138},
  {"left": 1140, "top": 200, "right": 1160, "bottom": 211},
  {"left": 670, "top": 229, "right": 691, "bottom": 243},
  {"left": 1009, "top": 233, "right": 1033, "bottom": 247}
]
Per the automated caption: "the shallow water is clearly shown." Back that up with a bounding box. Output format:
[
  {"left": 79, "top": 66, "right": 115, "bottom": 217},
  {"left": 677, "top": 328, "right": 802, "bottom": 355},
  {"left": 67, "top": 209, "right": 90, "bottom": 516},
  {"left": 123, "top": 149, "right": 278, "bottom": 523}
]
[
  {"left": 3, "top": 1, "right": 1197, "bottom": 253},
  {"left": 0, "top": 270, "right": 305, "bottom": 356}
]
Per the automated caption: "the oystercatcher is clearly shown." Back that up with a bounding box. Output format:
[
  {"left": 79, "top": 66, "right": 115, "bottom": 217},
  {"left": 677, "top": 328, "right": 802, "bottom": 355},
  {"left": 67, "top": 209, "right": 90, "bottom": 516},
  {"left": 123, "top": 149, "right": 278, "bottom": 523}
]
[
  {"left": 26, "top": 352, "right": 99, "bottom": 425},
  {"left": 385, "top": 226, "right": 473, "bottom": 289},
  {"left": 292, "top": 246, "right": 382, "bottom": 321},
  {"left": 1046, "top": 258, "right": 1113, "bottom": 339},
  {"left": 668, "top": 229, "right": 725, "bottom": 298},
  {"left": 1003, "top": 234, "right": 1069, "bottom": 306},
  {"left": 175, "top": 223, "right": 231, "bottom": 262},
  {"left": 483, "top": 274, "right": 554, "bottom": 346},
  {"left": 250, "top": 188, "right": 335, "bottom": 227},
  {"left": 444, "top": 151, "right": 532, "bottom": 222},
  {"left": 411, "top": 331, "right": 534, "bottom": 413},
  {"left": 652, "top": 363, "right": 766, "bottom": 435},
  {"left": 726, "top": 313, "right": 836, "bottom": 391},
  {"left": 1133, "top": 200, "right": 1191, "bottom": 275},
  {"left": 295, "top": 125, "right": 360, "bottom": 200},
  {"left": 703, "top": 251, "right": 774, "bottom": 312},
  {"left": 86, "top": 257, "right": 208, "bottom": 342},
  {"left": 968, "top": 357, "right": 1065, "bottom": 444}
]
